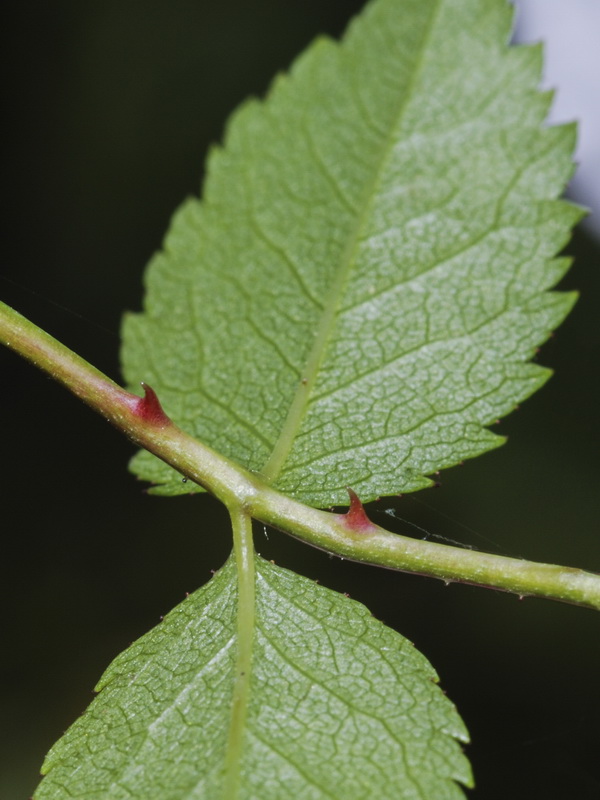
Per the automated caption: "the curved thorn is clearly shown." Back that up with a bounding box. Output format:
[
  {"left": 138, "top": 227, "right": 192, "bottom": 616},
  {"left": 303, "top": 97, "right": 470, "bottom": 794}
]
[
  {"left": 135, "top": 382, "right": 171, "bottom": 426},
  {"left": 341, "top": 488, "right": 377, "bottom": 534}
]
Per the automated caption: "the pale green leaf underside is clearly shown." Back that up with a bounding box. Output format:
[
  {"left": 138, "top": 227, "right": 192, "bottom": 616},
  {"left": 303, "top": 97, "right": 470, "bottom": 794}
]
[
  {"left": 36, "top": 556, "right": 471, "bottom": 799},
  {"left": 122, "top": 0, "right": 580, "bottom": 506}
]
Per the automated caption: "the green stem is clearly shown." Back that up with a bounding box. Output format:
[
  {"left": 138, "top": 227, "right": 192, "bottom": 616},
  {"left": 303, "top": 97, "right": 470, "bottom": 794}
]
[
  {"left": 223, "top": 505, "right": 255, "bottom": 799},
  {"left": 2, "top": 300, "right": 599, "bottom": 611}
]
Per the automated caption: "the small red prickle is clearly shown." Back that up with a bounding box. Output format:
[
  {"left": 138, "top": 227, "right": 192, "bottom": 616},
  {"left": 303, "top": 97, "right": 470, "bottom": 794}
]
[
  {"left": 340, "top": 488, "right": 377, "bottom": 533},
  {"left": 134, "top": 382, "right": 171, "bottom": 426}
]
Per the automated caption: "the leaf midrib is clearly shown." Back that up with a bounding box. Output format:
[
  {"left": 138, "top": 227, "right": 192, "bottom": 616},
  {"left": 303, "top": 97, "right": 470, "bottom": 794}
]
[{"left": 259, "top": 0, "right": 442, "bottom": 486}]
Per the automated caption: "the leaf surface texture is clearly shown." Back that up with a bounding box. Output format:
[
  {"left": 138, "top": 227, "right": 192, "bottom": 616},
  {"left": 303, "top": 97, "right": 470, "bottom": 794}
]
[
  {"left": 122, "top": 0, "right": 579, "bottom": 505},
  {"left": 36, "top": 556, "right": 472, "bottom": 799}
]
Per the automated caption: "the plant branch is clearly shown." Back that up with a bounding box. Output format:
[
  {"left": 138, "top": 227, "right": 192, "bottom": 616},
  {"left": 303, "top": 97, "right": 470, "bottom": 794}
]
[{"left": 2, "top": 300, "right": 599, "bottom": 611}]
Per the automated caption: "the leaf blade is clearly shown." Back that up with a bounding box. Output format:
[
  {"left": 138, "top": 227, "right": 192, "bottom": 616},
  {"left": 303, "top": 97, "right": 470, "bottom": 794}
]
[
  {"left": 245, "top": 558, "right": 472, "bottom": 798},
  {"left": 35, "top": 556, "right": 472, "bottom": 799},
  {"left": 122, "top": 0, "right": 580, "bottom": 506},
  {"left": 37, "top": 559, "right": 238, "bottom": 799}
]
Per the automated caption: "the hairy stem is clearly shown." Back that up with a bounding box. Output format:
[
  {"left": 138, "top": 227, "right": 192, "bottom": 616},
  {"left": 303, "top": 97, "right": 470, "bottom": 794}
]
[{"left": 1, "top": 300, "right": 599, "bottom": 611}]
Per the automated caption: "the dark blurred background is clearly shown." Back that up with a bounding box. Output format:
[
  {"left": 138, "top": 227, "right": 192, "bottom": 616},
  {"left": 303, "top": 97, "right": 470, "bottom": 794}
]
[{"left": 1, "top": 2, "right": 598, "bottom": 798}]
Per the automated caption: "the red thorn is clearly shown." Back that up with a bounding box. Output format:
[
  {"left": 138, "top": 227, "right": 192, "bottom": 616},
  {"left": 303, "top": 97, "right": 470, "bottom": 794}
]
[
  {"left": 340, "top": 488, "right": 377, "bottom": 533},
  {"left": 135, "top": 382, "right": 171, "bottom": 426}
]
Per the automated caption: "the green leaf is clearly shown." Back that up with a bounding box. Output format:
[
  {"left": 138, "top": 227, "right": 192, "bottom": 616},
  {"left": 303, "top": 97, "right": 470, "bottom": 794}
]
[
  {"left": 35, "top": 556, "right": 472, "bottom": 799},
  {"left": 122, "top": 0, "right": 580, "bottom": 506}
]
